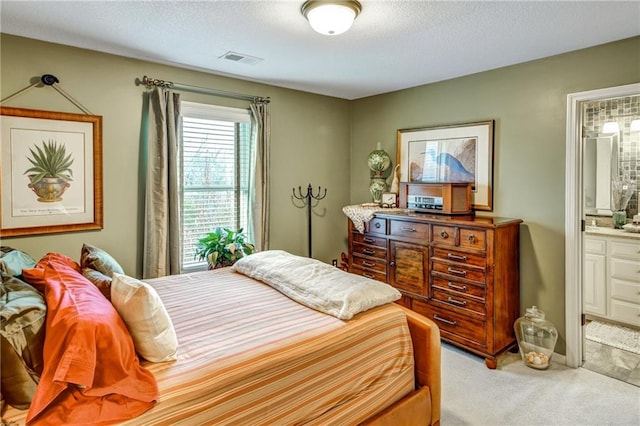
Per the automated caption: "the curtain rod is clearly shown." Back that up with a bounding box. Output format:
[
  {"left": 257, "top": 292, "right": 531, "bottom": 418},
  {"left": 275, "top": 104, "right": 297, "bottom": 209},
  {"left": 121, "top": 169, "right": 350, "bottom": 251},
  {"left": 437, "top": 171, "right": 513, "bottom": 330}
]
[{"left": 138, "top": 75, "right": 270, "bottom": 103}]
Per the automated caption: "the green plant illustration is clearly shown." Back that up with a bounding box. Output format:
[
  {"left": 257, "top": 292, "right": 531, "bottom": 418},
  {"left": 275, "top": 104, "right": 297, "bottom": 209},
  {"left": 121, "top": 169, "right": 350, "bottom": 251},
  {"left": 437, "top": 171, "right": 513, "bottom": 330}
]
[
  {"left": 195, "top": 227, "right": 255, "bottom": 269},
  {"left": 24, "top": 139, "right": 74, "bottom": 185}
]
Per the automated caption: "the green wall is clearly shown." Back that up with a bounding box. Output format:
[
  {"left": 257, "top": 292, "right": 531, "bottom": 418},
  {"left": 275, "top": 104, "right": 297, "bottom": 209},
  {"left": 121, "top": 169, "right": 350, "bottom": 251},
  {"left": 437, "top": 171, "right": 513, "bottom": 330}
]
[
  {"left": 0, "top": 34, "right": 351, "bottom": 275},
  {"left": 2, "top": 33, "right": 639, "bottom": 354},
  {"left": 350, "top": 36, "right": 640, "bottom": 353}
]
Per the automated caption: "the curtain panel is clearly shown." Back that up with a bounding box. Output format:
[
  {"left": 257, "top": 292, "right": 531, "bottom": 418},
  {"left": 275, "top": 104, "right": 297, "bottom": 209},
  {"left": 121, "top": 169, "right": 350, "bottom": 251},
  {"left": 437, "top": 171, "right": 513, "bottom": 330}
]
[
  {"left": 143, "top": 88, "right": 181, "bottom": 278},
  {"left": 249, "top": 100, "right": 271, "bottom": 252}
]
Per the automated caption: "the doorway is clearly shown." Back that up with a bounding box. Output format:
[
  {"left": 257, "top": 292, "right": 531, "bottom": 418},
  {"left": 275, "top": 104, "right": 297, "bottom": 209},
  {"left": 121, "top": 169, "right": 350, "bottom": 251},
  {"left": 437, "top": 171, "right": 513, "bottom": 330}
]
[{"left": 565, "top": 83, "right": 640, "bottom": 379}]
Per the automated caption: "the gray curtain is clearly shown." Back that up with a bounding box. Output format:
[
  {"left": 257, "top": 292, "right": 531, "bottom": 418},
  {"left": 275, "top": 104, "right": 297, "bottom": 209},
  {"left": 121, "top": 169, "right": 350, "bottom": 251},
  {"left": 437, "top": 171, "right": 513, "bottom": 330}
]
[
  {"left": 143, "top": 87, "right": 181, "bottom": 278},
  {"left": 249, "top": 99, "right": 271, "bottom": 251}
]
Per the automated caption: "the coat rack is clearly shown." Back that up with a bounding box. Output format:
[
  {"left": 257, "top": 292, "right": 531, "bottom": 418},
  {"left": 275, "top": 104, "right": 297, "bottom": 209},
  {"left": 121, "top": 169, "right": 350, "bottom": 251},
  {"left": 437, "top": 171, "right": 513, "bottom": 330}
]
[{"left": 292, "top": 183, "right": 327, "bottom": 258}]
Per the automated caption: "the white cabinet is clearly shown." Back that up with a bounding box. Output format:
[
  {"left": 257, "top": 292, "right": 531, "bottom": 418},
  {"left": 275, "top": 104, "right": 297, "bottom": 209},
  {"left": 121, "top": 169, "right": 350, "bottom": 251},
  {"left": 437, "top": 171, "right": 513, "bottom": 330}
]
[
  {"left": 583, "top": 233, "right": 640, "bottom": 327},
  {"left": 583, "top": 237, "right": 607, "bottom": 316}
]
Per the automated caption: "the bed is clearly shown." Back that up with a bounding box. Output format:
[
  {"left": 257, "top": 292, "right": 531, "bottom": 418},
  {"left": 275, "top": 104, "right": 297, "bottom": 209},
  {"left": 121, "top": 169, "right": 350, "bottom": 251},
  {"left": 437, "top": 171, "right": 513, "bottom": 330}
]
[{"left": 1, "top": 249, "right": 440, "bottom": 425}]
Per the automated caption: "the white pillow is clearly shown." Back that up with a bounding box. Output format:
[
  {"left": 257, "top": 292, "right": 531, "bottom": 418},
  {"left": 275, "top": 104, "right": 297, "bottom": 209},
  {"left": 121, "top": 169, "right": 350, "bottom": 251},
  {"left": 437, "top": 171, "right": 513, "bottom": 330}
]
[{"left": 110, "top": 273, "right": 178, "bottom": 362}]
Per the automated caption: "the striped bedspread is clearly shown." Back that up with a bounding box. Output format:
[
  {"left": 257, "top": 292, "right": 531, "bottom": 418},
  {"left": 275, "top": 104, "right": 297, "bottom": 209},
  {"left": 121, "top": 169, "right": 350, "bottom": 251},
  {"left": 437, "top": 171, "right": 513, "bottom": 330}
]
[{"left": 2, "top": 268, "right": 414, "bottom": 425}]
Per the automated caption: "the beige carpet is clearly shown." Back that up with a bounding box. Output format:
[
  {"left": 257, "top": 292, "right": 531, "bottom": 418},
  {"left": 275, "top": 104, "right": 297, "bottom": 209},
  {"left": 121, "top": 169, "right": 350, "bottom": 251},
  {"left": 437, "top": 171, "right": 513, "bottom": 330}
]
[
  {"left": 441, "top": 343, "right": 640, "bottom": 425},
  {"left": 585, "top": 320, "right": 640, "bottom": 355}
]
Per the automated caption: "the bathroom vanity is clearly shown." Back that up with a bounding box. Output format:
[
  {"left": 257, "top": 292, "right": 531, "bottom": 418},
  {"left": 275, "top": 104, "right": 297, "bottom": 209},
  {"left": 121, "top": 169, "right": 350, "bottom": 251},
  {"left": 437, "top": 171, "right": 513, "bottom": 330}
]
[{"left": 584, "top": 227, "right": 640, "bottom": 327}]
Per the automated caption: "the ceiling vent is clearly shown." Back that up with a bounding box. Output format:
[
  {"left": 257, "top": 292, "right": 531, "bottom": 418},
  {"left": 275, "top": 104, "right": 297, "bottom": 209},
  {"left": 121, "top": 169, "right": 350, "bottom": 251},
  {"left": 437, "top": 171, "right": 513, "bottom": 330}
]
[{"left": 219, "top": 51, "right": 263, "bottom": 65}]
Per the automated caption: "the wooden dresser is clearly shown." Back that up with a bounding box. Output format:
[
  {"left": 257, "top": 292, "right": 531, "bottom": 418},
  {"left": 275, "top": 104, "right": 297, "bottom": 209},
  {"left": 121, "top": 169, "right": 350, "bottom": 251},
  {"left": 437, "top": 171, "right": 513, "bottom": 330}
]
[{"left": 348, "top": 211, "right": 522, "bottom": 368}]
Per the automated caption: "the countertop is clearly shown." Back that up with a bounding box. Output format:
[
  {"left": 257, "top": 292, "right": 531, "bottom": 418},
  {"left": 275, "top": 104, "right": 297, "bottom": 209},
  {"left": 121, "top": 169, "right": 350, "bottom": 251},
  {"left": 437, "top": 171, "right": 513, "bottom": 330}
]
[{"left": 585, "top": 226, "right": 640, "bottom": 240}]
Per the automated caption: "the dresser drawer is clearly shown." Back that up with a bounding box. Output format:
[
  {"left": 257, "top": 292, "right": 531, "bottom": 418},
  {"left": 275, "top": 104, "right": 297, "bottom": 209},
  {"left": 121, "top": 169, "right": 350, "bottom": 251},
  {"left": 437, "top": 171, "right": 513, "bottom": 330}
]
[
  {"left": 610, "top": 299, "right": 640, "bottom": 327},
  {"left": 432, "top": 260, "right": 485, "bottom": 283},
  {"left": 431, "top": 288, "right": 486, "bottom": 315},
  {"left": 350, "top": 265, "right": 387, "bottom": 282},
  {"left": 432, "top": 248, "right": 486, "bottom": 268},
  {"left": 432, "top": 225, "right": 456, "bottom": 247},
  {"left": 390, "top": 219, "right": 429, "bottom": 240},
  {"left": 351, "top": 254, "right": 387, "bottom": 274},
  {"left": 365, "top": 217, "right": 387, "bottom": 235},
  {"left": 431, "top": 276, "right": 486, "bottom": 299},
  {"left": 413, "top": 300, "right": 486, "bottom": 347},
  {"left": 352, "top": 242, "right": 387, "bottom": 261},
  {"left": 611, "top": 278, "right": 640, "bottom": 304},
  {"left": 352, "top": 232, "right": 386, "bottom": 248},
  {"left": 610, "top": 240, "right": 640, "bottom": 260},
  {"left": 610, "top": 257, "right": 640, "bottom": 282},
  {"left": 459, "top": 228, "right": 486, "bottom": 251}
]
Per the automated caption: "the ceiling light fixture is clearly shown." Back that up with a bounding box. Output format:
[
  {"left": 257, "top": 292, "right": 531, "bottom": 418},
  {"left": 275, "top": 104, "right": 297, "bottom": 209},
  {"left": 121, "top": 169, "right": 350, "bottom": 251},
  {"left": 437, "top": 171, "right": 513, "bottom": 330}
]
[{"left": 301, "top": 0, "right": 362, "bottom": 36}]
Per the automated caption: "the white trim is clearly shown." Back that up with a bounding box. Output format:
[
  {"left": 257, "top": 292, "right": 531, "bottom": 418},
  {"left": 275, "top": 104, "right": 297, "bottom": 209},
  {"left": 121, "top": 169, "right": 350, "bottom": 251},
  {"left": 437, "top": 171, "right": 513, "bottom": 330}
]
[{"left": 564, "top": 83, "right": 640, "bottom": 368}]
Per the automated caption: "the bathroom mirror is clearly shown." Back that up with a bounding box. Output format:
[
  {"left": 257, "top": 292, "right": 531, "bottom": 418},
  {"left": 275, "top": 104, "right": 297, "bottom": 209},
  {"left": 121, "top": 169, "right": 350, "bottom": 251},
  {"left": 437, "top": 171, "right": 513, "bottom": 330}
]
[{"left": 583, "top": 132, "right": 618, "bottom": 215}]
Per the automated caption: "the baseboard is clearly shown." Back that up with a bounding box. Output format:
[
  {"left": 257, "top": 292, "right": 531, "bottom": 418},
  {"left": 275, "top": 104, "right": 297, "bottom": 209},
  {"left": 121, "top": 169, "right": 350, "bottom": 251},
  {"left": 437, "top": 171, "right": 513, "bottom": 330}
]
[{"left": 552, "top": 352, "right": 567, "bottom": 366}]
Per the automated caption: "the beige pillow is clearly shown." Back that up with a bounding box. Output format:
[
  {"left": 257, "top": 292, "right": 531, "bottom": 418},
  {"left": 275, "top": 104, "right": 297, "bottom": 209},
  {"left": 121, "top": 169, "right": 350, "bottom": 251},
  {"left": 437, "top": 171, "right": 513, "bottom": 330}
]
[{"left": 110, "top": 273, "right": 178, "bottom": 362}]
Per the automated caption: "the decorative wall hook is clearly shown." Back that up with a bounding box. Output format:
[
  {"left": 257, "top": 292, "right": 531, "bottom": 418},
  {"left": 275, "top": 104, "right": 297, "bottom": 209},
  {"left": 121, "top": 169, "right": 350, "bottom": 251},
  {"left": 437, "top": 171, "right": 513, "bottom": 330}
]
[{"left": 292, "top": 183, "right": 327, "bottom": 257}]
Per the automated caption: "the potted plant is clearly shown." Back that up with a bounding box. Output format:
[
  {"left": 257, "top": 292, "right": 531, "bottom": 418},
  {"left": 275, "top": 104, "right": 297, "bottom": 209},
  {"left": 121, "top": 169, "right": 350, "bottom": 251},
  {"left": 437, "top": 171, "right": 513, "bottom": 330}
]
[
  {"left": 24, "top": 139, "right": 74, "bottom": 202},
  {"left": 195, "top": 227, "right": 255, "bottom": 269}
]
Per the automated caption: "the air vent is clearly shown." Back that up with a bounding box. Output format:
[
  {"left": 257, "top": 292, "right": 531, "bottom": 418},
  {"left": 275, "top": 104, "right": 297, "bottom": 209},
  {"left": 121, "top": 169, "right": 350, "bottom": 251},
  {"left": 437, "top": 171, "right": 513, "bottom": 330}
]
[{"left": 219, "top": 51, "right": 263, "bottom": 65}]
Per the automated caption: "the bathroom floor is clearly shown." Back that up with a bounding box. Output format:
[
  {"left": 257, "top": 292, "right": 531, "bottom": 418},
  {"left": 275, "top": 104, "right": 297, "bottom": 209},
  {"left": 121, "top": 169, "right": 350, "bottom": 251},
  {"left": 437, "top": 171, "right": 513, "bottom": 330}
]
[{"left": 583, "top": 338, "right": 640, "bottom": 387}]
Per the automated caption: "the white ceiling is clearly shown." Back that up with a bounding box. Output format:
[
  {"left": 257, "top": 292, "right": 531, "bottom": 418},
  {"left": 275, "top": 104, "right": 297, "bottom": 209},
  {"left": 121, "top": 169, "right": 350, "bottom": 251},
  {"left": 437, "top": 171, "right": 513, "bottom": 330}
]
[{"left": 2, "top": 1, "right": 639, "bottom": 100}]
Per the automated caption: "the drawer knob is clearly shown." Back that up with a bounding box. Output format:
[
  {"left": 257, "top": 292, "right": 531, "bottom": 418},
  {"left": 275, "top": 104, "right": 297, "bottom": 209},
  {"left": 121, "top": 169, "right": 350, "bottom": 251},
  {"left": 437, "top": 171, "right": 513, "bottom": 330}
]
[
  {"left": 433, "top": 314, "right": 457, "bottom": 326},
  {"left": 440, "top": 230, "right": 449, "bottom": 239},
  {"left": 375, "top": 222, "right": 381, "bottom": 229},
  {"left": 468, "top": 234, "right": 476, "bottom": 243}
]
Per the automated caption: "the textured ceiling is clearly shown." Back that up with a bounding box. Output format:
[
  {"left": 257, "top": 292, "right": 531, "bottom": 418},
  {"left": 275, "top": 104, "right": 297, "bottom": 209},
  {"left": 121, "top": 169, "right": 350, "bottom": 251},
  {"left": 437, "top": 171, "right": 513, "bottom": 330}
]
[{"left": 1, "top": 1, "right": 639, "bottom": 99}]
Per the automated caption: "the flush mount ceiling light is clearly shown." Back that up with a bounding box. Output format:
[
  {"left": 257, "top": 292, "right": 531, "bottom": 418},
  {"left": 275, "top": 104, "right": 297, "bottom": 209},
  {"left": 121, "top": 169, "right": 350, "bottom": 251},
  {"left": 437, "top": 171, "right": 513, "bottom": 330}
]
[{"left": 301, "top": 0, "right": 362, "bottom": 36}]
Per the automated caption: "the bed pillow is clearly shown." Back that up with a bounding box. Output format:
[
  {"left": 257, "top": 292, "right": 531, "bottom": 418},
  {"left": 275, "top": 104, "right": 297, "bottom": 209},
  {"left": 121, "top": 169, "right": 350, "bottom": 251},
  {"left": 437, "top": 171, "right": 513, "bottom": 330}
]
[
  {"left": 21, "top": 261, "right": 158, "bottom": 425},
  {"left": 231, "top": 250, "right": 401, "bottom": 320},
  {"left": 0, "top": 273, "right": 46, "bottom": 409},
  {"left": 110, "top": 273, "right": 178, "bottom": 363},
  {"left": 82, "top": 267, "right": 112, "bottom": 300},
  {"left": 80, "top": 243, "right": 124, "bottom": 277},
  {"left": 0, "top": 248, "right": 36, "bottom": 277}
]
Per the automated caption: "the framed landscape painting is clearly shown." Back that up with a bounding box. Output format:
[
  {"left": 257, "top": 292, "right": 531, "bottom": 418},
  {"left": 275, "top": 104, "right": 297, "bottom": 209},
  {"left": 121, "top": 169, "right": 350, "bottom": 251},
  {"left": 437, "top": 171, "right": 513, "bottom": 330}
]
[
  {"left": 0, "top": 107, "right": 103, "bottom": 237},
  {"left": 397, "top": 120, "right": 494, "bottom": 211}
]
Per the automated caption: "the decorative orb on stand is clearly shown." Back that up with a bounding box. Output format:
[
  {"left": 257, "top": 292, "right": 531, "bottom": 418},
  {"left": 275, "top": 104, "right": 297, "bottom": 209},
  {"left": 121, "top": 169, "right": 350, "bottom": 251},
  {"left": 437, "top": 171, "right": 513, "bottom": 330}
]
[{"left": 367, "top": 142, "right": 391, "bottom": 203}]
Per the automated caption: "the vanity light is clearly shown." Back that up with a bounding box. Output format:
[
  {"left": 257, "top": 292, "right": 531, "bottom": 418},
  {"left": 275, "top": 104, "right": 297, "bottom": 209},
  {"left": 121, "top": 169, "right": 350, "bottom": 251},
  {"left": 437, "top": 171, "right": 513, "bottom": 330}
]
[
  {"left": 301, "top": 0, "right": 362, "bottom": 36},
  {"left": 602, "top": 121, "right": 620, "bottom": 134},
  {"left": 630, "top": 119, "right": 640, "bottom": 132}
]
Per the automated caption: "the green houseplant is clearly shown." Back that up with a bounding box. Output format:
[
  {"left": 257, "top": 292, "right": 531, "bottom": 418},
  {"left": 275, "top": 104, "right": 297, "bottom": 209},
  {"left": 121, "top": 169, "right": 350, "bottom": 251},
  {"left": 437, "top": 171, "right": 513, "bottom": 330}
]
[{"left": 195, "top": 227, "right": 255, "bottom": 269}]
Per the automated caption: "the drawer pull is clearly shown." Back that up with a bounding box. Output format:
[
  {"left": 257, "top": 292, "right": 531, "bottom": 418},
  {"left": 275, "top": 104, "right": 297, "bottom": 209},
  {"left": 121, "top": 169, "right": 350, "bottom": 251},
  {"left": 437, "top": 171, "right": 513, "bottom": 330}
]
[
  {"left": 362, "top": 273, "right": 374, "bottom": 279},
  {"left": 440, "top": 230, "right": 449, "bottom": 239},
  {"left": 401, "top": 226, "right": 417, "bottom": 232},
  {"left": 361, "top": 260, "right": 375, "bottom": 267},
  {"left": 468, "top": 234, "right": 476, "bottom": 243},
  {"left": 433, "top": 314, "right": 457, "bottom": 326},
  {"left": 363, "top": 237, "right": 376, "bottom": 244},
  {"left": 447, "top": 253, "right": 467, "bottom": 261},
  {"left": 374, "top": 222, "right": 382, "bottom": 229},
  {"left": 447, "top": 296, "right": 467, "bottom": 306},
  {"left": 363, "top": 249, "right": 376, "bottom": 256},
  {"left": 448, "top": 282, "right": 467, "bottom": 291},
  {"left": 447, "top": 267, "right": 467, "bottom": 276}
]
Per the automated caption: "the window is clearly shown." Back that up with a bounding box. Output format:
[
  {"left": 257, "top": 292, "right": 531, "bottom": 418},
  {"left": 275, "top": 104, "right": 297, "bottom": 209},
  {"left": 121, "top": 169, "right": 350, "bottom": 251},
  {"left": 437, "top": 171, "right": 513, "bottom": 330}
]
[{"left": 180, "top": 102, "right": 253, "bottom": 271}]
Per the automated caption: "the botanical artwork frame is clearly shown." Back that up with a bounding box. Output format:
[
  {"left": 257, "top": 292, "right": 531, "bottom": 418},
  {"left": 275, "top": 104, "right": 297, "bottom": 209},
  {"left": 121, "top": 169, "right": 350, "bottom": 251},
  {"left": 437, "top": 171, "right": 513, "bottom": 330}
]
[
  {"left": 397, "top": 120, "right": 494, "bottom": 211},
  {"left": 1, "top": 107, "right": 103, "bottom": 237}
]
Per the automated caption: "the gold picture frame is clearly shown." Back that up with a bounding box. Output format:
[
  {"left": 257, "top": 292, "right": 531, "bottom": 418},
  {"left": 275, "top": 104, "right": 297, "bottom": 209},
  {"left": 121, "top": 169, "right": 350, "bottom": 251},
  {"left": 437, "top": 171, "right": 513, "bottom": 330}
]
[
  {"left": 1, "top": 107, "right": 103, "bottom": 237},
  {"left": 397, "top": 120, "right": 494, "bottom": 211}
]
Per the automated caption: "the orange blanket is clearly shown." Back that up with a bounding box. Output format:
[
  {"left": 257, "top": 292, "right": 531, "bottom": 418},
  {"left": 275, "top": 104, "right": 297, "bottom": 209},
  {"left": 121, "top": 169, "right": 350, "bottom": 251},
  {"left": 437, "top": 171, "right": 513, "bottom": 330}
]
[{"left": 21, "top": 257, "right": 158, "bottom": 425}]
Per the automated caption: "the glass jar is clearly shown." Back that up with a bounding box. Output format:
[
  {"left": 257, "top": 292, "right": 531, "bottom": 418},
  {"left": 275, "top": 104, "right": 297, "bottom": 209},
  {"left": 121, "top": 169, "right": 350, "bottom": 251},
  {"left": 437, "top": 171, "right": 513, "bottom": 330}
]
[{"left": 514, "top": 306, "right": 558, "bottom": 370}]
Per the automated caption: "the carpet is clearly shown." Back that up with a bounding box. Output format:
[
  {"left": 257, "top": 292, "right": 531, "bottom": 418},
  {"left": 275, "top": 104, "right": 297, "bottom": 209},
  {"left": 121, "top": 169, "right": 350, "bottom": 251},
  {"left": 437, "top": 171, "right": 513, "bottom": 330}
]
[{"left": 585, "top": 320, "right": 640, "bottom": 355}]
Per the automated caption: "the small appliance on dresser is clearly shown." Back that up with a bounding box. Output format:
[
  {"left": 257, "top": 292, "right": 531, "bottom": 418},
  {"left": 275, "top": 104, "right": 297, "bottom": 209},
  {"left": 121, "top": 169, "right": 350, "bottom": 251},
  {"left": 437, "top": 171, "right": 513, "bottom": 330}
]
[{"left": 347, "top": 183, "right": 522, "bottom": 369}]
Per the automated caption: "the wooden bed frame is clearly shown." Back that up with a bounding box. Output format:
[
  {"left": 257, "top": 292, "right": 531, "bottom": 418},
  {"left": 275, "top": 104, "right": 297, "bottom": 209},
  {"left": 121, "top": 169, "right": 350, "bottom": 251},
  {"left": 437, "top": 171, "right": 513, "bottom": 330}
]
[{"left": 364, "top": 306, "right": 441, "bottom": 426}]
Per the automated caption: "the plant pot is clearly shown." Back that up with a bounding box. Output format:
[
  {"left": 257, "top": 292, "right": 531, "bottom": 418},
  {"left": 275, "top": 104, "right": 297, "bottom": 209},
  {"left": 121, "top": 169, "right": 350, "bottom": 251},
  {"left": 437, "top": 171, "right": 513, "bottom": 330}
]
[
  {"left": 612, "top": 211, "right": 627, "bottom": 229},
  {"left": 28, "top": 177, "right": 71, "bottom": 202}
]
